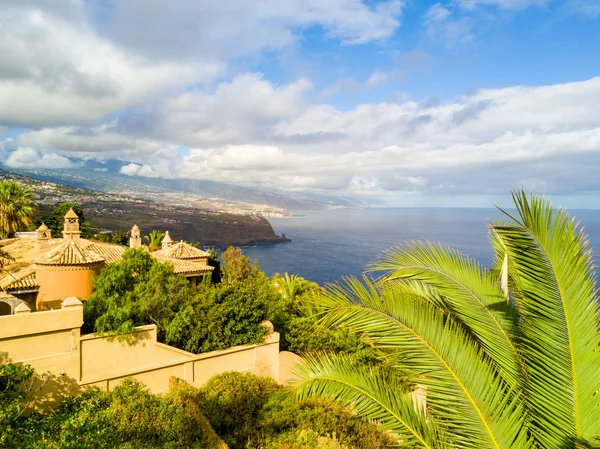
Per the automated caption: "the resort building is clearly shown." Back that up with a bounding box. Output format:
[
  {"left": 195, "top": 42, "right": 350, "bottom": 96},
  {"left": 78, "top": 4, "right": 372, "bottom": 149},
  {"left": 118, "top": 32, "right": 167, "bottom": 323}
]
[{"left": 0, "top": 209, "right": 213, "bottom": 313}]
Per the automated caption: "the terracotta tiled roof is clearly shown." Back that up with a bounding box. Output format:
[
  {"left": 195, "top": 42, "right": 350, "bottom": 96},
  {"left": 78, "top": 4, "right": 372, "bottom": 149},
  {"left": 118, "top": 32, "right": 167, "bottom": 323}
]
[
  {"left": 152, "top": 254, "right": 214, "bottom": 275},
  {"left": 83, "top": 242, "right": 126, "bottom": 264},
  {"left": 162, "top": 231, "right": 173, "bottom": 243},
  {"left": 1, "top": 268, "right": 39, "bottom": 291},
  {"left": 33, "top": 240, "right": 105, "bottom": 266},
  {"left": 153, "top": 241, "right": 210, "bottom": 259}
]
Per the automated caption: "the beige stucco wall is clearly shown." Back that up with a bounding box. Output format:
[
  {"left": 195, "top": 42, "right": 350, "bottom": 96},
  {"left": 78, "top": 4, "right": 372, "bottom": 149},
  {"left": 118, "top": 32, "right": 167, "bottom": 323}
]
[
  {"left": 80, "top": 326, "right": 193, "bottom": 380},
  {"left": 0, "top": 300, "right": 281, "bottom": 412},
  {"left": 80, "top": 331, "right": 280, "bottom": 394},
  {"left": 35, "top": 263, "right": 103, "bottom": 310},
  {"left": 0, "top": 303, "right": 83, "bottom": 411}
]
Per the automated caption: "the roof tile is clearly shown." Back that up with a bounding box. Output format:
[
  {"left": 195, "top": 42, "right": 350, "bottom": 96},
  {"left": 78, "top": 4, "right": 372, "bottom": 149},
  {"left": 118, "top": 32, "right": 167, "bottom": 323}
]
[{"left": 34, "top": 240, "right": 105, "bottom": 266}]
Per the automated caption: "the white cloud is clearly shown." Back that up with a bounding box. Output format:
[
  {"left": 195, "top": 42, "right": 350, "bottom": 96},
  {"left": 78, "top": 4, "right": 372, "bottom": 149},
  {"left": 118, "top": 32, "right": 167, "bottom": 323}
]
[
  {"left": 0, "top": 3, "right": 220, "bottom": 127},
  {"left": 119, "top": 163, "right": 160, "bottom": 178},
  {"left": 14, "top": 75, "right": 600, "bottom": 199},
  {"left": 425, "top": 3, "right": 451, "bottom": 23},
  {"left": 0, "top": 0, "right": 400, "bottom": 128},
  {"left": 2, "top": 3, "right": 599, "bottom": 204},
  {"left": 102, "top": 0, "right": 405, "bottom": 58},
  {"left": 171, "top": 76, "right": 600, "bottom": 196},
  {"left": 5, "top": 147, "right": 75, "bottom": 169},
  {"left": 158, "top": 74, "right": 313, "bottom": 146},
  {"left": 18, "top": 124, "right": 179, "bottom": 159}
]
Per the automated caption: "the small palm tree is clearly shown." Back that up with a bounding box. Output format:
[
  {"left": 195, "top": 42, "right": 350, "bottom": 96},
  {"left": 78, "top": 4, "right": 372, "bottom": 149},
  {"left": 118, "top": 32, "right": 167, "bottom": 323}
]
[
  {"left": 0, "top": 181, "right": 36, "bottom": 239},
  {"left": 274, "top": 273, "right": 301, "bottom": 300},
  {"left": 296, "top": 191, "right": 600, "bottom": 448},
  {"left": 143, "top": 230, "right": 165, "bottom": 252}
]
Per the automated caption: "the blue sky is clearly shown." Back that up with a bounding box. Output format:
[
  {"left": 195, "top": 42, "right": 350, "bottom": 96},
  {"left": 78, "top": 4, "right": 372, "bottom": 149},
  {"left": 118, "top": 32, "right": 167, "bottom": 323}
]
[
  {"left": 0, "top": 0, "right": 599, "bottom": 207},
  {"left": 253, "top": 1, "right": 600, "bottom": 106}
]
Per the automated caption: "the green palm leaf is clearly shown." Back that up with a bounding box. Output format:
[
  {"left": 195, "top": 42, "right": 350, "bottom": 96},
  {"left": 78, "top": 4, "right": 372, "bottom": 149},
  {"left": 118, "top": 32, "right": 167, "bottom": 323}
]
[
  {"left": 295, "top": 352, "right": 443, "bottom": 448},
  {"left": 492, "top": 190, "right": 600, "bottom": 447},
  {"left": 307, "top": 277, "right": 531, "bottom": 449},
  {"left": 0, "top": 181, "right": 36, "bottom": 239},
  {"left": 370, "top": 242, "right": 522, "bottom": 387}
]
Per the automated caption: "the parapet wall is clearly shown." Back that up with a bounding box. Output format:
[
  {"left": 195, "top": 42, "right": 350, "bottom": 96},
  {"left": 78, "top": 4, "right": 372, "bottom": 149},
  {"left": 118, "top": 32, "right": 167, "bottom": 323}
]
[{"left": 0, "top": 298, "right": 280, "bottom": 411}]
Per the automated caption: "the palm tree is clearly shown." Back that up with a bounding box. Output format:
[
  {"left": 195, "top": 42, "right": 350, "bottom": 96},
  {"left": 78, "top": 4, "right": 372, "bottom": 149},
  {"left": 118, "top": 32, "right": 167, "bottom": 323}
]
[
  {"left": 295, "top": 191, "right": 600, "bottom": 448},
  {"left": 274, "top": 273, "right": 301, "bottom": 300},
  {"left": 143, "top": 230, "right": 165, "bottom": 252},
  {"left": 0, "top": 181, "right": 36, "bottom": 239}
]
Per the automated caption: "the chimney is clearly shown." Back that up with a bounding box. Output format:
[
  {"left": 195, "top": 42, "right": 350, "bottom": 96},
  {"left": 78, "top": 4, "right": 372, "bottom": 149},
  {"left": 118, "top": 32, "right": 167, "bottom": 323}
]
[{"left": 36, "top": 223, "right": 51, "bottom": 250}]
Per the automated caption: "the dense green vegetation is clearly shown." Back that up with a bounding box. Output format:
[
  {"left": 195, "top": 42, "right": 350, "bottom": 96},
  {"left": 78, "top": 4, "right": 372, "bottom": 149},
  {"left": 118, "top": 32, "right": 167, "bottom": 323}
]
[
  {"left": 1, "top": 366, "right": 224, "bottom": 449},
  {"left": 296, "top": 191, "right": 600, "bottom": 448},
  {"left": 83, "top": 246, "right": 377, "bottom": 358},
  {"left": 0, "top": 364, "right": 392, "bottom": 449},
  {"left": 199, "top": 371, "right": 394, "bottom": 449},
  {"left": 0, "top": 180, "right": 36, "bottom": 239}
]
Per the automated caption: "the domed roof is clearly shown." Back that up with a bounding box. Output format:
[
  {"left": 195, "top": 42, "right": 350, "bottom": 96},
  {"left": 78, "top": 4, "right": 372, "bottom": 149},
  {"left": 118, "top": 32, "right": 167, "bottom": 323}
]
[
  {"left": 34, "top": 240, "right": 105, "bottom": 266},
  {"left": 153, "top": 241, "right": 210, "bottom": 259}
]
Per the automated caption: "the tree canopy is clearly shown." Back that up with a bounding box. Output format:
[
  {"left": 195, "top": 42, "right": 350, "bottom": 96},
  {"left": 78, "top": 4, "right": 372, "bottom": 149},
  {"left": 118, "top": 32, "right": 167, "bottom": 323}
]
[
  {"left": 0, "top": 180, "right": 36, "bottom": 239},
  {"left": 83, "top": 249, "right": 193, "bottom": 340}
]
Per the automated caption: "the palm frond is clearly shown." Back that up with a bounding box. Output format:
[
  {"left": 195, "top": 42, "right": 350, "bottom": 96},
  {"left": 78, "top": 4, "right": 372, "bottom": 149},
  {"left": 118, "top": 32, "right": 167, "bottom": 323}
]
[
  {"left": 311, "top": 278, "right": 531, "bottom": 449},
  {"left": 492, "top": 190, "right": 600, "bottom": 447},
  {"left": 294, "top": 352, "right": 444, "bottom": 448},
  {"left": 370, "top": 242, "right": 522, "bottom": 388}
]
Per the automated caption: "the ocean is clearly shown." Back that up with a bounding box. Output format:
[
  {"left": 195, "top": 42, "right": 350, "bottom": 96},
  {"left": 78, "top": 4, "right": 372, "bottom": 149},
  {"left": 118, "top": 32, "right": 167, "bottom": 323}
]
[{"left": 243, "top": 208, "right": 600, "bottom": 286}]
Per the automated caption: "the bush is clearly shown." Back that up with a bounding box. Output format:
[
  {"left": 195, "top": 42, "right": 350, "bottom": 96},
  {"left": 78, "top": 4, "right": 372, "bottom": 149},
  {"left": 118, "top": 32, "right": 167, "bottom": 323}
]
[
  {"left": 198, "top": 371, "right": 394, "bottom": 449},
  {"left": 165, "top": 279, "right": 271, "bottom": 353},
  {"left": 10, "top": 379, "right": 223, "bottom": 449},
  {"left": 258, "top": 391, "right": 395, "bottom": 449},
  {"left": 199, "top": 371, "right": 280, "bottom": 448},
  {"left": 0, "top": 362, "right": 34, "bottom": 446},
  {"left": 262, "top": 429, "right": 351, "bottom": 449}
]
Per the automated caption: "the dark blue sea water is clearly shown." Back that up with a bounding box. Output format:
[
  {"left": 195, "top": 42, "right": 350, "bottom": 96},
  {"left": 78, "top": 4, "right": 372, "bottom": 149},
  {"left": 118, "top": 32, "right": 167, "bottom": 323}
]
[{"left": 243, "top": 208, "right": 600, "bottom": 286}]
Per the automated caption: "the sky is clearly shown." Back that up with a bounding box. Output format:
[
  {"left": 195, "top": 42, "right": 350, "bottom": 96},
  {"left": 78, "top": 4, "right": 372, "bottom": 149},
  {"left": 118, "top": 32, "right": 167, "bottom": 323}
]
[{"left": 0, "top": 0, "right": 599, "bottom": 208}]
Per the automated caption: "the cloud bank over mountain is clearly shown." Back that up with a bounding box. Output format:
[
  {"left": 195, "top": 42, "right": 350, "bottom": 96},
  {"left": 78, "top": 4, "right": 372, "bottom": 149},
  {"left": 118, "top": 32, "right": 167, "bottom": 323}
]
[{"left": 1, "top": 0, "right": 599, "bottom": 206}]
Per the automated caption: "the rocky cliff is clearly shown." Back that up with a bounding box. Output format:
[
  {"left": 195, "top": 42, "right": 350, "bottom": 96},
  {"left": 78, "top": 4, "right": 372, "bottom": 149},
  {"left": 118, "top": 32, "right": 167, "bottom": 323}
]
[{"left": 81, "top": 198, "right": 290, "bottom": 248}]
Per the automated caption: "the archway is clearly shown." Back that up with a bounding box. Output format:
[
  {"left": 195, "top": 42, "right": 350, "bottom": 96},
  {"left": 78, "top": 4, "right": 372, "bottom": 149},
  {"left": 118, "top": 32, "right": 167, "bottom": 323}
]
[{"left": 0, "top": 301, "right": 11, "bottom": 316}]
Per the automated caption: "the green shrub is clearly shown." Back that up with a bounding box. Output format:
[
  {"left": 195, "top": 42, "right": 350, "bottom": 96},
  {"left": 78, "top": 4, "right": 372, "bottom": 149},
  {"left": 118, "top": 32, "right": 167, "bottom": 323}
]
[
  {"left": 258, "top": 391, "right": 395, "bottom": 449},
  {"left": 165, "top": 279, "right": 270, "bottom": 353},
  {"left": 0, "top": 362, "right": 34, "bottom": 446},
  {"left": 10, "top": 379, "right": 221, "bottom": 449},
  {"left": 199, "top": 371, "right": 280, "bottom": 448},
  {"left": 198, "top": 371, "right": 394, "bottom": 449},
  {"left": 262, "top": 429, "right": 351, "bottom": 449}
]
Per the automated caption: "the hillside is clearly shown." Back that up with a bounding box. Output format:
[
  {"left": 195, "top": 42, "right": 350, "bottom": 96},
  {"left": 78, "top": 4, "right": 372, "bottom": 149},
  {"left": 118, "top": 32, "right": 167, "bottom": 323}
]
[
  {"left": 3, "top": 162, "right": 356, "bottom": 213},
  {"left": 0, "top": 169, "right": 290, "bottom": 247}
]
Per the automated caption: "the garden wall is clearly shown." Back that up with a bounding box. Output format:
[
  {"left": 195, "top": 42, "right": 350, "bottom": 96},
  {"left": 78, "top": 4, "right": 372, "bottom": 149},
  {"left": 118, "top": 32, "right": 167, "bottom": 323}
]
[{"left": 0, "top": 297, "right": 280, "bottom": 411}]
